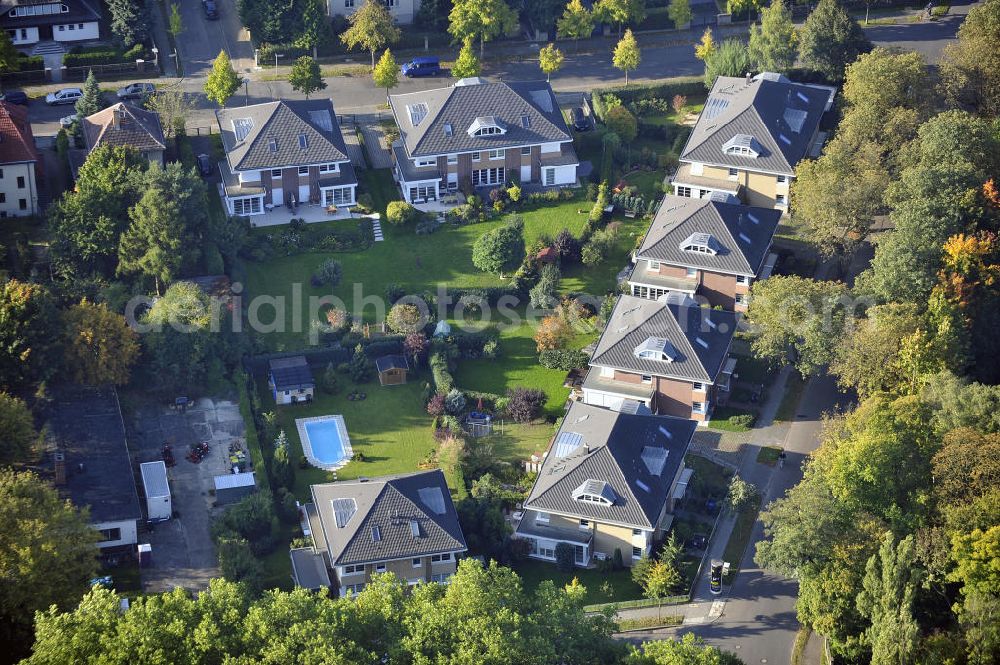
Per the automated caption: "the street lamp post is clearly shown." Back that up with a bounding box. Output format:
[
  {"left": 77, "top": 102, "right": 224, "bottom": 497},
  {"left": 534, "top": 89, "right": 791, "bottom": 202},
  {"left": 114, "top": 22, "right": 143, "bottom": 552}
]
[
  {"left": 275, "top": 53, "right": 283, "bottom": 69},
  {"left": 242, "top": 78, "right": 249, "bottom": 106}
]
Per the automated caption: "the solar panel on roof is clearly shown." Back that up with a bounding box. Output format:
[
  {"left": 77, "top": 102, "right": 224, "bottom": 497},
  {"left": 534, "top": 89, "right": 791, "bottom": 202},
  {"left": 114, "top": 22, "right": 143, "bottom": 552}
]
[
  {"left": 233, "top": 117, "right": 254, "bottom": 141},
  {"left": 783, "top": 107, "right": 808, "bottom": 134},
  {"left": 703, "top": 97, "right": 730, "bottom": 120},
  {"left": 309, "top": 110, "right": 333, "bottom": 132},
  {"left": 331, "top": 498, "right": 357, "bottom": 528},
  {"left": 641, "top": 446, "right": 669, "bottom": 476},
  {"left": 407, "top": 103, "right": 428, "bottom": 126},
  {"left": 418, "top": 486, "right": 446, "bottom": 515},
  {"left": 554, "top": 431, "right": 583, "bottom": 457}
]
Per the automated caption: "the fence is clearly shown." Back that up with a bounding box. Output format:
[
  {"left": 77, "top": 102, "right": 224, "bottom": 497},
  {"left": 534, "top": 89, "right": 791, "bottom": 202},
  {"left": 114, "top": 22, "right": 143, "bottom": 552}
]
[{"left": 63, "top": 61, "right": 160, "bottom": 82}]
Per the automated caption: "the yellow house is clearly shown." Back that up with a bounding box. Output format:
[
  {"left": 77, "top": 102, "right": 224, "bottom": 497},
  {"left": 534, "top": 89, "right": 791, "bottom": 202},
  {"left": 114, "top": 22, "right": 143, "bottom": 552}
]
[
  {"left": 295, "top": 470, "right": 468, "bottom": 597},
  {"left": 673, "top": 72, "right": 836, "bottom": 212},
  {"left": 515, "top": 401, "right": 697, "bottom": 568}
]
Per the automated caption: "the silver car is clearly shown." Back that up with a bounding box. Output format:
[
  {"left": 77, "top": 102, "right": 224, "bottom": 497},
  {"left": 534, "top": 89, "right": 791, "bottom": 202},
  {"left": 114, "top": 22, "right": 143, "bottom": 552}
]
[
  {"left": 45, "top": 87, "right": 83, "bottom": 106},
  {"left": 116, "top": 82, "right": 155, "bottom": 100}
]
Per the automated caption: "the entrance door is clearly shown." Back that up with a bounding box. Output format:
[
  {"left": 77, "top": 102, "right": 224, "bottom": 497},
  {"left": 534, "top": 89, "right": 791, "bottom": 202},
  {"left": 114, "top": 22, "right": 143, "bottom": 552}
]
[
  {"left": 520, "top": 164, "right": 531, "bottom": 182},
  {"left": 271, "top": 187, "right": 283, "bottom": 206}
]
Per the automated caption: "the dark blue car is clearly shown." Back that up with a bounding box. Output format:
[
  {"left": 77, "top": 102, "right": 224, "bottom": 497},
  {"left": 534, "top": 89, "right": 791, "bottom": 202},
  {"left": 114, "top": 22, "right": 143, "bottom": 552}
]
[{"left": 402, "top": 57, "right": 441, "bottom": 78}]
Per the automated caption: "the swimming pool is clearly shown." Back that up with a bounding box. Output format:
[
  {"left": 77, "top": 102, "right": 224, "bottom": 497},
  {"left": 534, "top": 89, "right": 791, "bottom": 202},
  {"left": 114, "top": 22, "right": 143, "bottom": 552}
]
[{"left": 295, "top": 415, "right": 353, "bottom": 471}]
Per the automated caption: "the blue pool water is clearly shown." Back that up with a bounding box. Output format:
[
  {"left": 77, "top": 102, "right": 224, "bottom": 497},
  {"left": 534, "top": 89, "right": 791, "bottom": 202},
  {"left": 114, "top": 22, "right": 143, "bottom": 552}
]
[{"left": 303, "top": 418, "right": 348, "bottom": 465}]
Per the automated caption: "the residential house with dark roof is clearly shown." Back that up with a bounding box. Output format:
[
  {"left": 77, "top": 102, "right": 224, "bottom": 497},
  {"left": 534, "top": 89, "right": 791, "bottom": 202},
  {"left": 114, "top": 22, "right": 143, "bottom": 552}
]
[
  {"left": 45, "top": 386, "right": 142, "bottom": 551},
  {"left": 388, "top": 78, "right": 578, "bottom": 204},
  {"left": 1, "top": 0, "right": 100, "bottom": 48},
  {"left": 515, "top": 401, "right": 696, "bottom": 568},
  {"left": 628, "top": 194, "right": 781, "bottom": 310},
  {"left": 673, "top": 72, "right": 836, "bottom": 211},
  {"left": 331, "top": 0, "right": 421, "bottom": 24},
  {"left": 215, "top": 99, "right": 356, "bottom": 217},
  {"left": 268, "top": 355, "right": 314, "bottom": 404},
  {"left": 82, "top": 102, "right": 165, "bottom": 165},
  {"left": 300, "top": 470, "right": 467, "bottom": 596},
  {"left": 0, "top": 100, "right": 40, "bottom": 217},
  {"left": 583, "top": 294, "right": 739, "bottom": 422}
]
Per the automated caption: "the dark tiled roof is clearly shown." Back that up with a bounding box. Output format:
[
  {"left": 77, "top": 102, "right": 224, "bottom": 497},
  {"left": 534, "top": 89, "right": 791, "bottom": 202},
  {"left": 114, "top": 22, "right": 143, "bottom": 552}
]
[
  {"left": 590, "top": 295, "right": 738, "bottom": 383},
  {"left": 45, "top": 386, "right": 142, "bottom": 524},
  {"left": 311, "top": 470, "right": 467, "bottom": 566},
  {"left": 637, "top": 195, "right": 781, "bottom": 276},
  {"left": 375, "top": 354, "right": 409, "bottom": 373},
  {"left": 83, "top": 102, "right": 165, "bottom": 154},
  {"left": 268, "top": 356, "right": 314, "bottom": 390},
  {"left": 520, "top": 402, "right": 695, "bottom": 529},
  {"left": 0, "top": 0, "right": 100, "bottom": 27},
  {"left": 389, "top": 79, "right": 571, "bottom": 157},
  {"left": 681, "top": 73, "right": 831, "bottom": 174},
  {"left": 216, "top": 99, "right": 349, "bottom": 171},
  {"left": 0, "top": 101, "right": 38, "bottom": 164}
]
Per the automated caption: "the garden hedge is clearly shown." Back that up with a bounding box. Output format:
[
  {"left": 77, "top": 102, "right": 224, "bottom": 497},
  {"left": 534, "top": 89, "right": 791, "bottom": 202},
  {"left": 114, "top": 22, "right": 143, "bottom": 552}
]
[{"left": 591, "top": 77, "right": 705, "bottom": 123}]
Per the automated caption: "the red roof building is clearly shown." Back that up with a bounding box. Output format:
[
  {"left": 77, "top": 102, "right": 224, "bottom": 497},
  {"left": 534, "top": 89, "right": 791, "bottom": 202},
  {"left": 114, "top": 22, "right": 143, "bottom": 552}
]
[{"left": 0, "top": 101, "right": 41, "bottom": 217}]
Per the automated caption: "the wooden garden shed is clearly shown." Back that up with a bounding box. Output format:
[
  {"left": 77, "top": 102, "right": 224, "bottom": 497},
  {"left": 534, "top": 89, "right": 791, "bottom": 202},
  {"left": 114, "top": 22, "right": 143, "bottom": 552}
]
[{"left": 376, "top": 354, "right": 410, "bottom": 386}]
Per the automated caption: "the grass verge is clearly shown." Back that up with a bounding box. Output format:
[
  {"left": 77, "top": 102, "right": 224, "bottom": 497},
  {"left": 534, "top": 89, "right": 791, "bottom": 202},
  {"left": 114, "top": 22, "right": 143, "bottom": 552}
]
[
  {"left": 792, "top": 626, "right": 813, "bottom": 665},
  {"left": 756, "top": 445, "right": 782, "bottom": 466},
  {"left": 721, "top": 496, "right": 761, "bottom": 583},
  {"left": 617, "top": 615, "right": 685, "bottom": 631},
  {"left": 774, "top": 373, "right": 807, "bottom": 422},
  {"left": 708, "top": 406, "right": 754, "bottom": 433}
]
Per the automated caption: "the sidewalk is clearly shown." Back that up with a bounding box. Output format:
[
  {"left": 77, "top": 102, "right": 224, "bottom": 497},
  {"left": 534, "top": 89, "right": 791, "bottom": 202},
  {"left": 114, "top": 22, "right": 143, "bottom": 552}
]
[{"left": 147, "top": 0, "right": 178, "bottom": 77}]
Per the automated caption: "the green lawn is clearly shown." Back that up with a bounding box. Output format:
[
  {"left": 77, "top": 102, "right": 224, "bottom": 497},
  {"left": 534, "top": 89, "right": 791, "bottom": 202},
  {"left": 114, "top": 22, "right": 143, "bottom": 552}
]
[
  {"left": 511, "top": 559, "right": 644, "bottom": 606},
  {"left": 722, "top": 497, "right": 761, "bottom": 583},
  {"left": 756, "top": 445, "right": 783, "bottom": 466},
  {"left": 774, "top": 373, "right": 808, "bottom": 422},
  {"left": 622, "top": 169, "right": 666, "bottom": 199},
  {"left": 708, "top": 406, "right": 754, "bottom": 433},
  {"left": 561, "top": 213, "right": 647, "bottom": 296}
]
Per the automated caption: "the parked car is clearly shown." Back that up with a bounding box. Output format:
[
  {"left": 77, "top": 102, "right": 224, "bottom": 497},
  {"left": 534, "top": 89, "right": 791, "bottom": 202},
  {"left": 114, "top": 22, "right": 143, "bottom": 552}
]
[
  {"left": 0, "top": 90, "right": 28, "bottom": 105},
  {"left": 59, "top": 114, "right": 78, "bottom": 128},
  {"left": 571, "top": 107, "right": 590, "bottom": 132},
  {"left": 116, "top": 82, "right": 155, "bottom": 100},
  {"left": 202, "top": 0, "right": 219, "bottom": 19},
  {"left": 196, "top": 153, "right": 212, "bottom": 177},
  {"left": 401, "top": 56, "right": 441, "bottom": 78},
  {"left": 45, "top": 87, "right": 83, "bottom": 106}
]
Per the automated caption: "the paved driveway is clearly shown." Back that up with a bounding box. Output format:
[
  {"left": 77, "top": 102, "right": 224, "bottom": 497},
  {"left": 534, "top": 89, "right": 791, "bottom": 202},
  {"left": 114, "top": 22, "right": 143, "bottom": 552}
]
[{"left": 129, "top": 396, "right": 247, "bottom": 593}]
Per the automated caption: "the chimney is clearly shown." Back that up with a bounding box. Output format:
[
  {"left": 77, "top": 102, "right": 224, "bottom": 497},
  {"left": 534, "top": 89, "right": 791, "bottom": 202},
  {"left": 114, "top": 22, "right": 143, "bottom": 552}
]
[
  {"left": 53, "top": 452, "right": 66, "bottom": 486},
  {"left": 112, "top": 106, "right": 125, "bottom": 130},
  {"left": 745, "top": 72, "right": 752, "bottom": 85}
]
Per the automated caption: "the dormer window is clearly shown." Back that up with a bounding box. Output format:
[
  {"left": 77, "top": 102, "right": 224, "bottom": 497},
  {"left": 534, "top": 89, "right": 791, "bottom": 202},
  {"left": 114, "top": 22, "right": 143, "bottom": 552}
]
[
  {"left": 634, "top": 337, "right": 677, "bottom": 362},
  {"left": 468, "top": 116, "right": 506, "bottom": 137},
  {"left": 680, "top": 232, "right": 720, "bottom": 255},
  {"left": 722, "top": 134, "right": 761, "bottom": 158},
  {"left": 572, "top": 479, "right": 616, "bottom": 506}
]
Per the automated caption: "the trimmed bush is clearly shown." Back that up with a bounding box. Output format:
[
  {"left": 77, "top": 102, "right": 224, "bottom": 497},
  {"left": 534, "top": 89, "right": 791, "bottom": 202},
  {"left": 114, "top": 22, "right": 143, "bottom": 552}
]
[
  {"left": 386, "top": 200, "right": 419, "bottom": 225},
  {"left": 504, "top": 387, "right": 547, "bottom": 423},
  {"left": 313, "top": 259, "right": 342, "bottom": 287},
  {"left": 539, "top": 349, "right": 590, "bottom": 371},
  {"left": 444, "top": 389, "right": 467, "bottom": 414}
]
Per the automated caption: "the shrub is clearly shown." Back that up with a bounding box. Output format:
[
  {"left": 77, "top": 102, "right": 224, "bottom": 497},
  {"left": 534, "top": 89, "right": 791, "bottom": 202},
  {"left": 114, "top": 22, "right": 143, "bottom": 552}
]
[
  {"left": 429, "top": 349, "right": 454, "bottom": 394},
  {"left": 582, "top": 226, "right": 618, "bottom": 267},
  {"left": 326, "top": 308, "right": 349, "bottom": 332},
  {"left": 553, "top": 228, "right": 582, "bottom": 264},
  {"left": 729, "top": 413, "right": 755, "bottom": 429},
  {"left": 534, "top": 314, "right": 572, "bottom": 351},
  {"left": 529, "top": 264, "right": 561, "bottom": 310},
  {"left": 386, "top": 200, "right": 419, "bottom": 225},
  {"left": 426, "top": 394, "right": 446, "bottom": 416},
  {"left": 348, "top": 345, "right": 373, "bottom": 383},
  {"left": 507, "top": 183, "right": 521, "bottom": 203},
  {"left": 212, "top": 492, "right": 278, "bottom": 556},
  {"left": 314, "top": 258, "right": 343, "bottom": 286},
  {"left": 555, "top": 542, "right": 576, "bottom": 572},
  {"left": 444, "top": 389, "right": 467, "bottom": 414},
  {"left": 539, "top": 349, "right": 590, "bottom": 371},
  {"left": 216, "top": 537, "right": 264, "bottom": 593},
  {"left": 482, "top": 339, "right": 500, "bottom": 359},
  {"left": 504, "top": 387, "right": 547, "bottom": 423},
  {"left": 276, "top": 487, "right": 299, "bottom": 523},
  {"left": 415, "top": 218, "right": 440, "bottom": 235},
  {"left": 387, "top": 302, "right": 425, "bottom": 334},
  {"left": 355, "top": 192, "right": 375, "bottom": 213},
  {"left": 384, "top": 283, "right": 405, "bottom": 304},
  {"left": 319, "top": 362, "right": 339, "bottom": 394}
]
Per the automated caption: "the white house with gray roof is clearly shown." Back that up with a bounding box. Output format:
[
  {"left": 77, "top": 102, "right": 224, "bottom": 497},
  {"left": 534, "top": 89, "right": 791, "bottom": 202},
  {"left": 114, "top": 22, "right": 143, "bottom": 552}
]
[
  {"left": 215, "top": 99, "right": 356, "bottom": 218},
  {"left": 583, "top": 294, "right": 739, "bottom": 422},
  {"left": 515, "top": 401, "right": 697, "bottom": 568},
  {"left": 330, "top": 0, "right": 421, "bottom": 25},
  {"left": 299, "top": 470, "right": 467, "bottom": 596},
  {"left": 673, "top": 72, "right": 836, "bottom": 211},
  {"left": 388, "top": 78, "right": 578, "bottom": 204},
  {"left": 628, "top": 194, "right": 781, "bottom": 310}
]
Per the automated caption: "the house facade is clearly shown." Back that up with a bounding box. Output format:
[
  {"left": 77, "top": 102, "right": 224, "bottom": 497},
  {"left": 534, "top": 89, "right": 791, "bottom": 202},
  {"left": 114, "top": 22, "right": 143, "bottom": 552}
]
[
  {"left": 515, "top": 401, "right": 696, "bottom": 568},
  {"left": 1, "top": 0, "right": 100, "bottom": 47},
  {"left": 300, "top": 470, "right": 468, "bottom": 597},
  {"left": 329, "top": 0, "right": 420, "bottom": 25},
  {"left": 388, "top": 78, "right": 578, "bottom": 204},
  {"left": 628, "top": 194, "right": 781, "bottom": 311},
  {"left": 0, "top": 101, "right": 40, "bottom": 217},
  {"left": 215, "top": 99, "right": 357, "bottom": 217},
  {"left": 673, "top": 72, "right": 836, "bottom": 212},
  {"left": 82, "top": 102, "right": 165, "bottom": 166},
  {"left": 583, "top": 294, "right": 739, "bottom": 422}
]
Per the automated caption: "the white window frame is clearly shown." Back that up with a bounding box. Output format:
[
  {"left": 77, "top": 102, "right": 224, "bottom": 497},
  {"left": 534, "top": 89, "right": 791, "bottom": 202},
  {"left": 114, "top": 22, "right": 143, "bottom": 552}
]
[
  {"left": 487, "top": 149, "right": 504, "bottom": 160},
  {"left": 735, "top": 275, "right": 748, "bottom": 284},
  {"left": 648, "top": 260, "right": 660, "bottom": 271},
  {"left": 632, "top": 546, "right": 642, "bottom": 559},
  {"left": 342, "top": 564, "right": 363, "bottom": 575},
  {"left": 728, "top": 167, "right": 738, "bottom": 179},
  {"left": 520, "top": 146, "right": 531, "bottom": 156},
  {"left": 412, "top": 558, "right": 422, "bottom": 568},
  {"left": 471, "top": 152, "right": 481, "bottom": 162},
  {"left": 415, "top": 157, "right": 436, "bottom": 168},
  {"left": 447, "top": 154, "right": 457, "bottom": 164},
  {"left": 641, "top": 375, "right": 653, "bottom": 384},
  {"left": 776, "top": 175, "right": 787, "bottom": 183},
  {"left": 692, "top": 401, "right": 706, "bottom": 414},
  {"left": 298, "top": 166, "right": 309, "bottom": 175},
  {"left": 579, "top": 519, "right": 590, "bottom": 530},
  {"left": 676, "top": 186, "right": 691, "bottom": 197},
  {"left": 318, "top": 162, "right": 339, "bottom": 174},
  {"left": 544, "top": 168, "right": 555, "bottom": 186},
  {"left": 686, "top": 267, "right": 698, "bottom": 278},
  {"left": 232, "top": 196, "right": 262, "bottom": 216},
  {"left": 775, "top": 194, "right": 787, "bottom": 206},
  {"left": 471, "top": 167, "right": 504, "bottom": 187},
  {"left": 693, "top": 381, "right": 705, "bottom": 392},
  {"left": 375, "top": 563, "right": 387, "bottom": 573},
  {"left": 270, "top": 168, "right": 282, "bottom": 178}
]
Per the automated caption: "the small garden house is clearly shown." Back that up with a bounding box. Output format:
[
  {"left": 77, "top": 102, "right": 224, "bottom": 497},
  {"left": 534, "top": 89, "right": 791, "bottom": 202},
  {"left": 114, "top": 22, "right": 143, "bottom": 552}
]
[
  {"left": 376, "top": 354, "right": 410, "bottom": 386},
  {"left": 268, "top": 356, "right": 315, "bottom": 405}
]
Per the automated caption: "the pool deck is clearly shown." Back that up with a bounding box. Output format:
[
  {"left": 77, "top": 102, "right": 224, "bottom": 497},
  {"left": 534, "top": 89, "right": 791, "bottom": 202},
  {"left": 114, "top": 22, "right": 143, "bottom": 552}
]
[{"left": 295, "top": 415, "right": 353, "bottom": 472}]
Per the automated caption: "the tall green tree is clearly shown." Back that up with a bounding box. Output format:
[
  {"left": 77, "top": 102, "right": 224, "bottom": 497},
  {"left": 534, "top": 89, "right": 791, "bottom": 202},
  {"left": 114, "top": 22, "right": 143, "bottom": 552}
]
[
  {"left": 0, "top": 470, "right": 99, "bottom": 661},
  {"left": 448, "top": 0, "right": 519, "bottom": 59},
  {"left": 294, "top": 0, "right": 332, "bottom": 59},
  {"left": 75, "top": 70, "right": 103, "bottom": 118},
  {"left": 557, "top": 0, "right": 595, "bottom": 50},
  {"left": 747, "top": 0, "right": 797, "bottom": 71},
  {"left": 62, "top": 299, "right": 140, "bottom": 386},
  {"left": 106, "top": 0, "right": 149, "bottom": 47},
  {"left": 594, "top": 0, "right": 646, "bottom": 37},
  {"left": 939, "top": 0, "right": 1000, "bottom": 117},
  {"left": 538, "top": 43, "right": 564, "bottom": 81},
  {"left": 472, "top": 218, "right": 525, "bottom": 277},
  {"left": 0, "top": 280, "right": 59, "bottom": 392},
  {"left": 627, "top": 633, "right": 744, "bottom": 664},
  {"left": 372, "top": 48, "right": 399, "bottom": 100},
  {"left": 0, "top": 30, "right": 19, "bottom": 73},
  {"left": 451, "top": 36, "right": 482, "bottom": 78},
  {"left": 341, "top": 0, "right": 402, "bottom": 70},
  {"left": 612, "top": 28, "right": 641, "bottom": 86},
  {"left": 204, "top": 50, "right": 241, "bottom": 107},
  {"left": 0, "top": 392, "right": 37, "bottom": 465},
  {"left": 856, "top": 534, "right": 923, "bottom": 665},
  {"left": 288, "top": 55, "right": 326, "bottom": 99},
  {"left": 702, "top": 38, "right": 751, "bottom": 89},
  {"left": 668, "top": 0, "right": 692, "bottom": 28},
  {"left": 167, "top": 3, "right": 183, "bottom": 39},
  {"left": 830, "top": 303, "right": 922, "bottom": 398},
  {"left": 798, "top": 0, "right": 871, "bottom": 82}
]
